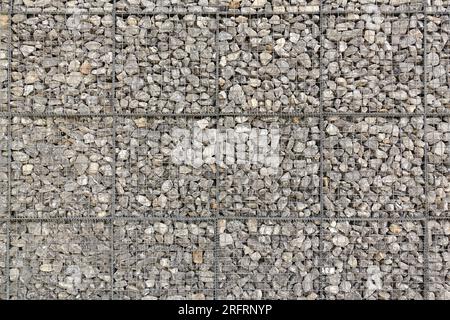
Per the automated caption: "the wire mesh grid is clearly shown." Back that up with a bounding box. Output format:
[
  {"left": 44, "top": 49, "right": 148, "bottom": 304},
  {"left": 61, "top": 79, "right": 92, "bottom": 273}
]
[
  {"left": 0, "top": 117, "right": 7, "bottom": 218},
  {"left": 218, "top": 12, "right": 321, "bottom": 113},
  {"left": 426, "top": 13, "right": 450, "bottom": 113},
  {"left": 428, "top": 219, "right": 450, "bottom": 299},
  {"left": 0, "top": 0, "right": 447, "bottom": 300},
  {"left": 9, "top": 116, "right": 115, "bottom": 218},
  {"left": 320, "top": 220, "right": 425, "bottom": 300},
  {"left": 115, "top": 13, "right": 217, "bottom": 114},
  {"left": 8, "top": 220, "right": 111, "bottom": 300},
  {"left": 323, "top": 116, "right": 427, "bottom": 218},
  {"left": 113, "top": 219, "right": 215, "bottom": 300},
  {"left": 12, "top": 0, "right": 115, "bottom": 14},
  {"left": 217, "top": 219, "right": 321, "bottom": 300},
  {"left": 10, "top": 12, "right": 114, "bottom": 114},
  {"left": 115, "top": 116, "right": 217, "bottom": 217},
  {"left": 425, "top": 116, "right": 450, "bottom": 217},
  {"left": 218, "top": 116, "right": 321, "bottom": 217},
  {"left": 322, "top": 11, "right": 425, "bottom": 113},
  {"left": 0, "top": 11, "right": 8, "bottom": 113}
]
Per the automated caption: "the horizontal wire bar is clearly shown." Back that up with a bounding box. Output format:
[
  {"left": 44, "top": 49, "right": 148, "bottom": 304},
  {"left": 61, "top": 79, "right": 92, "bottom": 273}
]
[
  {"left": 0, "top": 215, "right": 438, "bottom": 223},
  {"left": 2, "top": 9, "right": 448, "bottom": 16},
  {"left": 2, "top": 112, "right": 449, "bottom": 118}
]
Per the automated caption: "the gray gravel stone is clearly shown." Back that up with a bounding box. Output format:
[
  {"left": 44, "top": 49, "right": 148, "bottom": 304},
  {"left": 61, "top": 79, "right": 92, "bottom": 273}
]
[
  {"left": 115, "top": 14, "right": 216, "bottom": 114},
  {"left": 218, "top": 14, "right": 320, "bottom": 113},
  {"left": 0, "top": 118, "right": 7, "bottom": 218},
  {"left": 116, "top": 0, "right": 320, "bottom": 13},
  {"left": 323, "top": 13, "right": 424, "bottom": 113},
  {"left": 322, "top": 220, "right": 424, "bottom": 300},
  {"left": 426, "top": 117, "right": 450, "bottom": 217},
  {"left": 116, "top": 117, "right": 216, "bottom": 217},
  {"left": 114, "top": 220, "right": 215, "bottom": 300},
  {"left": 11, "top": 14, "right": 114, "bottom": 114},
  {"left": 427, "top": 15, "right": 450, "bottom": 113},
  {"left": 219, "top": 219, "right": 320, "bottom": 299},
  {"left": 324, "top": 116, "right": 426, "bottom": 218},
  {"left": 219, "top": 116, "right": 320, "bottom": 217},
  {"left": 9, "top": 221, "right": 111, "bottom": 300},
  {"left": 428, "top": 220, "right": 450, "bottom": 300},
  {"left": 14, "top": 0, "right": 114, "bottom": 13},
  {"left": 323, "top": 0, "right": 423, "bottom": 13},
  {"left": 10, "top": 117, "right": 114, "bottom": 218},
  {"left": 0, "top": 222, "right": 6, "bottom": 300}
]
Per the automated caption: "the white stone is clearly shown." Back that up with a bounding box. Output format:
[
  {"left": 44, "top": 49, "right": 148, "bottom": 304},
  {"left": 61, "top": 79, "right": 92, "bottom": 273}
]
[
  {"left": 332, "top": 234, "right": 349, "bottom": 247},
  {"left": 219, "top": 233, "right": 233, "bottom": 247},
  {"left": 22, "top": 164, "right": 33, "bottom": 175},
  {"left": 136, "top": 195, "right": 151, "bottom": 207}
]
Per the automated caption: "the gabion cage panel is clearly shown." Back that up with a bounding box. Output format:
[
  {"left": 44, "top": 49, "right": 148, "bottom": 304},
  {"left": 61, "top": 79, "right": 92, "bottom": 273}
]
[{"left": 0, "top": 0, "right": 448, "bottom": 301}]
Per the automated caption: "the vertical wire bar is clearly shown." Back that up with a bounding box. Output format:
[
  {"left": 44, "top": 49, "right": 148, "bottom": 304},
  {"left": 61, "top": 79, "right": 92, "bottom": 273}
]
[
  {"left": 213, "top": 11, "right": 220, "bottom": 301},
  {"left": 5, "top": 0, "right": 12, "bottom": 301},
  {"left": 422, "top": 0, "right": 430, "bottom": 300},
  {"left": 110, "top": 0, "right": 117, "bottom": 300},
  {"left": 318, "top": 0, "right": 325, "bottom": 300}
]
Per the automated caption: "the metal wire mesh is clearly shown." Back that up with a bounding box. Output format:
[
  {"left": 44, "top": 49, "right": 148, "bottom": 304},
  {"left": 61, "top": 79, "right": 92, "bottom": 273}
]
[{"left": 0, "top": 0, "right": 448, "bottom": 300}]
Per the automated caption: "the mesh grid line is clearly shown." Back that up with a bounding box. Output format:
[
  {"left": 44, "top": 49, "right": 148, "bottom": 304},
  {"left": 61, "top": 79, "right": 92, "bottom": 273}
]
[{"left": 0, "top": 0, "right": 448, "bottom": 300}]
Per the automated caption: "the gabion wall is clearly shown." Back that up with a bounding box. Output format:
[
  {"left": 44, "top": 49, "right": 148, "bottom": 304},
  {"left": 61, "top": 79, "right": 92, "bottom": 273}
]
[{"left": 0, "top": 1, "right": 449, "bottom": 300}]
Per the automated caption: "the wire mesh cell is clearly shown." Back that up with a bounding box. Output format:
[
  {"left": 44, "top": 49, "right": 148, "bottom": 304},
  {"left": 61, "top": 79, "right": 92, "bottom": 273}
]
[
  {"left": 218, "top": 116, "right": 320, "bottom": 217},
  {"left": 428, "top": 220, "right": 450, "bottom": 300},
  {"left": 10, "top": 13, "right": 114, "bottom": 114},
  {"left": 113, "top": 219, "right": 215, "bottom": 300},
  {"left": 217, "top": 0, "right": 320, "bottom": 13},
  {"left": 10, "top": 116, "right": 114, "bottom": 218},
  {"left": 115, "top": 14, "right": 217, "bottom": 114},
  {"left": 13, "top": 0, "right": 114, "bottom": 13},
  {"left": 116, "top": 0, "right": 219, "bottom": 13},
  {"left": 218, "top": 13, "right": 320, "bottom": 113},
  {"left": 0, "top": 222, "right": 6, "bottom": 300},
  {"left": 426, "top": 116, "right": 450, "bottom": 217},
  {"left": 116, "top": 117, "right": 217, "bottom": 217},
  {"left": 322, "top": 0, "right": 424, "bottom": 12},
  {"left": 323, "top": 116, "right": 426, "bottom": 218},
  {"left": 427, "top": 0, "right": 450, "bottom": 13},
  {"left": 0, "top": 117, "right": 8, "bottom": 218},
  {"left": 321, "top": 220, "right": 424, "bottom": 300},
  {"left": 426, "top": 14, "right": 450, "bottom": 113},
  {"left": 9, "top": 221, "right": 111, "bottom": 300},
  {"left": 322, "top": 12, "right": 424, "bottom": 113},
  {"left": 218, "top": 219, "right": 320, "bottom": 300},
  {"left": 0, "top": 13, "right": 8, "bottom": 113}
]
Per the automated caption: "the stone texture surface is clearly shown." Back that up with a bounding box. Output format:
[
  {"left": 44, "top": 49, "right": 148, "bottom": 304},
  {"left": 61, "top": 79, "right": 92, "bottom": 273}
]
[
  {"left": 9, "top": 221, "right": 111, "bottom": 300},
  {"left": 10, "top": 14, "right": 114, "bottom": 114},
  {"left": 116, "top": 0, "right": 320, "bottom": 13},
  {"left": 13, "top": 0, "right": 114, "bottom": 13},
  {"left": 429, "top": 220, "right": 450, "bottom": 300},
  {"left": 426, "top": 117, "right": 450, "bottom": 217},
  {"left": 116, "top": 117, "right": 217, "bottom": 217},
  {"left": 323, "top": 116, "right": 426, "bottom": 217},
  {"left": 113, "top": 219, "right": 215, "bottom": 300},
  {"left": 322, "top": 221, "right": 424, "bottom": 300},
  {"left": 10, "top": 117, "right": 114, "bottom": 218},
  {"left": 0, "top": 222, "right": 6, "bottom": 300},
  {"left": 427, "top": 15, "right": 450, "bottom": 113},
  {"left": 115, "top": 14, "right": 216, "bottom": 114},
  {"left": 218, "top": 116, "right": 320, "bottom": 217},
  {"left": 218, "top": 219, "right": 320, "bottom": 299},
  {"left": 323, "top": 0, "right": 424, "bottom": 12},
  {"left": 322, "top": 13, "right": 424, "bottom": 113},
  {"left": 0, "top": 118, "right": 7, "bottom": 218},
  {"left": 218, "top": 14, "right": 320, "bottom": 113},
  {"left": 0, "top": 13, "right": 8, "bottom": 113}
]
